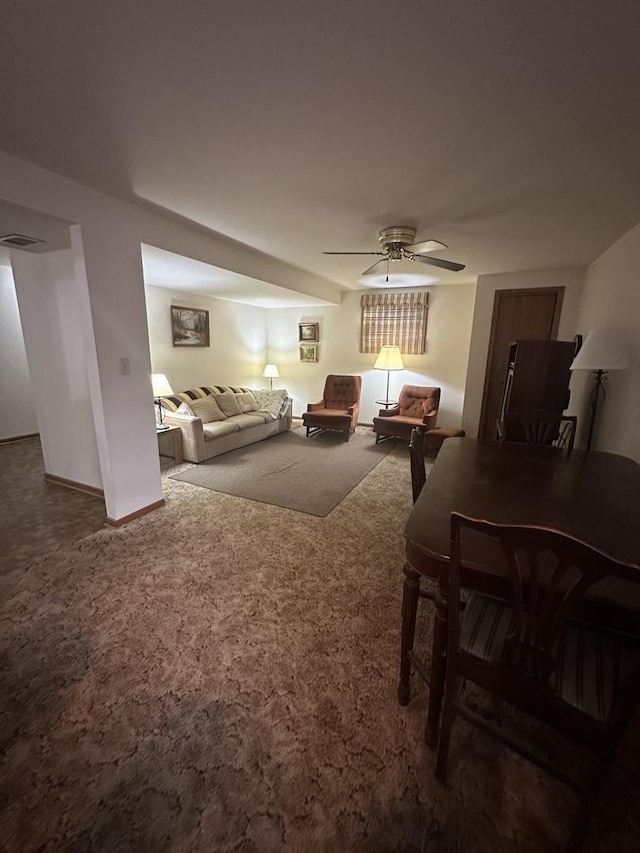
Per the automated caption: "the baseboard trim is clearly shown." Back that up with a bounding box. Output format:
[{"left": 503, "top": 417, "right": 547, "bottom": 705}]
[
  {"left": 0, "top": 432, "right": 39, "bottom": 445},
  {"left": 44, "top": 471, "right": 105, "bottom": 499},
  {"left": 105, "top": 499, "right": 166, "bottom": 527}
]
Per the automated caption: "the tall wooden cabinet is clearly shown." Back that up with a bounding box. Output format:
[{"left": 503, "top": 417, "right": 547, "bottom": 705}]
[{"left": 498, "top": 339, "right": 576, "bottom": 430}]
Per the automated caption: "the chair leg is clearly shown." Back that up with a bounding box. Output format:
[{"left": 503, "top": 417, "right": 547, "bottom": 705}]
[
  {"left": 565, "top": 728, "right": 626, "bottom": 853},
  {"left": 435, "top": 688, "right": 456, "bottom": 782},
  {"left": 398, "top": 561, "right": 420, "bottom": 705}
]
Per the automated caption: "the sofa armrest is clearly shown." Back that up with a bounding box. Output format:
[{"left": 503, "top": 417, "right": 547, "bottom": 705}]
[
  {"left": 162, "top": 412, "right": 206, "bottom": 463},
  {"left": 307, "top": 400, "right": 326, "bottom": 412},
  {"left": 422, "top": 408, "right": 438, "bottom": 426},
  {"left": 162, "top": 411, "right": 197, "bottom": 423},
  {"left": 378, "top": 406, "right": 401, "bottom": 418}
]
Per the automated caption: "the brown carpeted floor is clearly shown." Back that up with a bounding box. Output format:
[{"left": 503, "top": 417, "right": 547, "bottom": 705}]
[
  {"left": 0, "top": 437, "right": 106, "bottom": 575},
  {"left": 1, "top": 433, "right": 638, "bottom": 852}
]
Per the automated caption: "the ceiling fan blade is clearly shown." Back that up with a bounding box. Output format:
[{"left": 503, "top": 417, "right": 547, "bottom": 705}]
[
  {"left": 361, "top": 257, "right": 389, "bottom": 276},
  {"left": 323, "top": 251, "right": 387, "bottom": 256},
  {"left": 406, "top": 239, "right": 448, "bottom": 255},
  {"left": 410, "top": 254, "right": 465, "bottom": 272}
]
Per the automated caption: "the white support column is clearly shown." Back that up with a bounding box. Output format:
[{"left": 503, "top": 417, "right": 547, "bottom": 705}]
[{"left": 69, "top": 223, "right": 163, "bottom": 522}]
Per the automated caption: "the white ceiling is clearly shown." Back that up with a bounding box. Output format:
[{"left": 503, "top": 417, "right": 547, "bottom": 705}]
[{"left": 2, "top": 2, "right": 640, "bottom": 304}]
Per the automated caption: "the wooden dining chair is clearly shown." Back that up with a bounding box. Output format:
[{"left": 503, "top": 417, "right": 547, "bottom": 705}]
[
  {"left": 408, "top": 428, "right": 439, "bottom": 609},
  {"left": 436, "top": 512, "right": 640, "bottom": 852},
  {"left": 499, "top": 410, "right": 577, "bottom": 451},
  {"left": 409, "top": 426, "right": 427, "bottom": 503}
]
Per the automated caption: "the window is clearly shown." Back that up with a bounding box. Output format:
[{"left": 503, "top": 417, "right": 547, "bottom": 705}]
[{"left": 360, "top": 292, "right": 428, "bottom": 354}]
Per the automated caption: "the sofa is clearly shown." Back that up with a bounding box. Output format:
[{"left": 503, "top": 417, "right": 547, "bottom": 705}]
[{"left": 158, "top": 385, "right": 292, "bottom": 463}]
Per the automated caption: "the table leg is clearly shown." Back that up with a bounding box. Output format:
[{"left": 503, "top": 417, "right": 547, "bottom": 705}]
[
  {"left": 398, "top": 559, "right": 420, "bottom": 705},
  {"left": 172, "top": 429, "right": 183, "bottom": 464},
  {"left": 425, "top": 579, "right": 448, "bottom": 747}
]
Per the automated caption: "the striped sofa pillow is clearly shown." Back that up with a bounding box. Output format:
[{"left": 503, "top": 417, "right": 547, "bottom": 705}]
[{"left": 159, "top": 385, "right": 251, "bottom": 412}]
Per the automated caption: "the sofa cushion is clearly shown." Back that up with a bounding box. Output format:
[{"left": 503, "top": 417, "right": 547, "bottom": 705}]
[
  {"left": 216, "top": 392, "right": 243, "bottom": 417},
  {"left": 189, "top": 395, "right": 227, "bottom": 423},
  {"left": 230, "top": 413, "right": 268, "bottom": 430},
  {"left": 235, "top": 391, "right": 259, "bottom": 413},
  {"left": 159, "top": 386, "right": 213, "bottom": 412},
  {"left": 175, "top": 402, "right": 197, "bottom": 416},
  {"left": 248, "top": 412, "right": 272, "bottom": 425},
  {"left": 207, "top": 385, "right": 251, "bottom": 395},
  {"left": 202, "top": 420, "right": 241, "bottom": 440}
]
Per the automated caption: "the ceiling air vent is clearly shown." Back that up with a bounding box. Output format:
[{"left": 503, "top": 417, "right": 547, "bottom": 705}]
[{"left": 0, "top": 233, "right": 46, "bottom": 248}]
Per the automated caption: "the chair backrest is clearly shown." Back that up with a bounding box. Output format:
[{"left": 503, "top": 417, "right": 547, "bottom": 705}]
[
  {"left": 499, "top": 410, "right": 576, "bottom": 451},
  {"left": 323, "top": 374, "right": 362, "bottom": 409},
  {"left": 449, "top": 512, "right": 640, "bottom": 682},
  {"left": 398, "top": 385, "right": 440, "bottom": 427},
  {"left": 409, "top": 427, "right": 427, "bottom": 503}
]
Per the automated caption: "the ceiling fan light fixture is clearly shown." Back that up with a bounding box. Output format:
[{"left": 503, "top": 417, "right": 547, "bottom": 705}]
[
  {"left": 359, "top": 271, "right": 437, "bottom": 288},
  {"left": 323, "top": 224, "right": 465, "bottom": 275}
]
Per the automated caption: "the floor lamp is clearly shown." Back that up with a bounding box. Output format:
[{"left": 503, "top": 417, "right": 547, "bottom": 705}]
[
  {"left": 570, "top": 329, "right": 630, "bottom": 450},
  {"left": 374, "top": 345, "right": 404, "bottom": 405}
]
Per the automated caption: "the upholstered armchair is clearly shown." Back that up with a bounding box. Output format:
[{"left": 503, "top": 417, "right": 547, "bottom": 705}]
[
  {"left": 372, "top": 385, "right": 440, "bottom": 443},
  {"left": 302, "top": 374, "right": 362, "bottom": 440}
]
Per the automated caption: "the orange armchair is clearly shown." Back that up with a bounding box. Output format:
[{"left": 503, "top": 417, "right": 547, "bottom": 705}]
[
  {"left": 302, "top": 374, "right": 362, "bottom": 440},
  {"left": 372, "top": 385, "right": 440, "bottom": 443}
]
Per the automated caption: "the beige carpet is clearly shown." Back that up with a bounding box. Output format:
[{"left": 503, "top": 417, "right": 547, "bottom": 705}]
[
  {"left": 1, "top": 435, "right": 638, "bottom": 852},
  {"left": 169, "top": 427, "right": 395, "bottom": 516}
]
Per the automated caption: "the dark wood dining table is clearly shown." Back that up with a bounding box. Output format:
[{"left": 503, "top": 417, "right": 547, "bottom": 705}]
[{"left": 400, "top": 437, "right": 640, "bottom": 747}]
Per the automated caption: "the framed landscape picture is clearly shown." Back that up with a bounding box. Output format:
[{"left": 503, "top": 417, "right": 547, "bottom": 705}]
[
  {"left": 298, "top": 322, "right": 319, "bottom": 343},
  {"left": 299, "top": 344, "right": 318, "bottom": 363},
  {"left": 171, "top": 306, "right": 210, "bottom": 347}
]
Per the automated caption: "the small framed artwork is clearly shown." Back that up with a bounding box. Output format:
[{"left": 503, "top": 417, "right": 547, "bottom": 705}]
[
  {"left": 299, "top": 344, "right": 319, "bottom": 363},
  {"left": 171, "top": 305, "right": 210, "bottom": 347},
  {"left": 298, "top": 322, "right": 319, "bottom": 343}
]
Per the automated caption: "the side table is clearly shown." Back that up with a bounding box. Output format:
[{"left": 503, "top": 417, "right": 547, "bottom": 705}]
[
  {"left": 375, "top": 400, "right": 398, "bottom": 409},
  {"left": 157, "top": 425, "right": 183, "bottom": 465}
]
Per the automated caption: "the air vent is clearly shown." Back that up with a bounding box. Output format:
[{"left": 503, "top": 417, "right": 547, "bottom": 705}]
[{"left": 0, "top": 233, "right": 46, "bottom": 248}]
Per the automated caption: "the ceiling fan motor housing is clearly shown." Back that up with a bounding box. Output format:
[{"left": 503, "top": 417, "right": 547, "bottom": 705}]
[{"left": 377, "top": 225, "right": 417, "bottom": 252}]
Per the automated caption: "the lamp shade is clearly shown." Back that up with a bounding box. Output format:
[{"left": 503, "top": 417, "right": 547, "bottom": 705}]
[
  {"left": 374, "top": 345, "right": 404, "bottom": 371},
  {"left": 151, "top": 373, "right": 173, "bottom": 397},
  {"left": 262, "top": 364, "right": 280, "bottom": 379},
  {"left": 571, "top": 330, "right": 631, "bottom": 371}
]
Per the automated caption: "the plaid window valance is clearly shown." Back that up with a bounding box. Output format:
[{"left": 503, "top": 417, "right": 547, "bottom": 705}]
[{"left": 359, "top": 292, "right": 429, "bottom": 354}]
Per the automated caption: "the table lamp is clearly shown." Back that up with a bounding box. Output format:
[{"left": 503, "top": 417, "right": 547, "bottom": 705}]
[
  {"left": 151, "top": 373, "right": 173, "bottom": 430},
  {"left": 570, "top": 329, "right": 630, "bottom": 450},
  {"left": 374, "top": 345, "right": 404, "bottom": 405},
  {"left": 262, "top": 364, "right": 279, "bottom": 390}
]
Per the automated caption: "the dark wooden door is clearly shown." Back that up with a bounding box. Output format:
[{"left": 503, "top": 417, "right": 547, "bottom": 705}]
[{"left": 478, "top": 287, "right": 564, "bottom": 440}]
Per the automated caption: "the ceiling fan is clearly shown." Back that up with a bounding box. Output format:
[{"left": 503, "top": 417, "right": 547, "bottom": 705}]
[{"left": 323, "top": 225, "right": 465, "bottom": 276}]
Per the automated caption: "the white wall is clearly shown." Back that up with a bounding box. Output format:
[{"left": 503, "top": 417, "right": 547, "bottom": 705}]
[
  {"left": 462, "top": 268, "right": 585, "bottom": 438},
  {"left": 0, "top": 150, "right": 338, "bottom": 521},
  {"left": 145, "top": 285, "right": 268, "bottom": 391},
  {"left": 0, "top": 264, "right": 38, "bottom": 440},
  {"left": 573, "top": 220, "right": 640, "bottom": 459},
  {"left": 267, "top": 284, "right": 476, "bottom": 425},
  {"left": 11, "top": 248, "right": 102, "bottom": 488}
]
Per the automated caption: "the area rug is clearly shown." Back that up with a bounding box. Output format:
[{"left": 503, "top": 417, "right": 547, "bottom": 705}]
[{"left": 169, "top": 427, "right": 395, "bottom": 515}]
